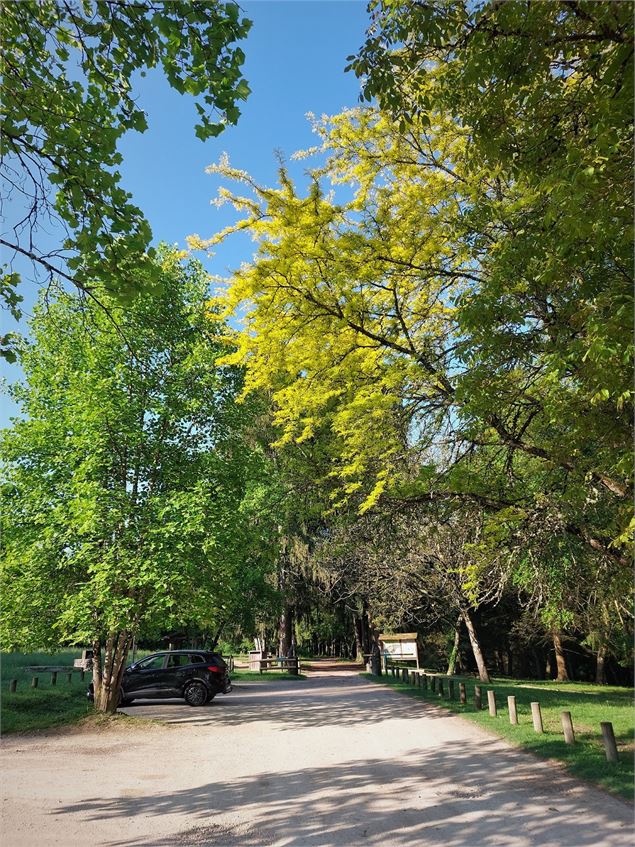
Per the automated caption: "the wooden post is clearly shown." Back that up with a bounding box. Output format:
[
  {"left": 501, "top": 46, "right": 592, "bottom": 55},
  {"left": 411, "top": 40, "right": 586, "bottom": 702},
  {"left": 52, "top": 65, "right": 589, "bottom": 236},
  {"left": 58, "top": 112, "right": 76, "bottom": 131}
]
[
  {"left": 531, "top": 702, "right": 543, "bottom": 733},
  {"left": 448, "top": 679, "right": 455, "bottom": 700},
  {"left": 66, "top": 672, "right": 73, "bottom": 685},
  {"left": 437, "top": 677, "right": 444, "bottom": 697},
  {"left": 561, "top": 711, "right": 575, "bottom": 745},
  {"left": 474, "top": 685, "right": 482, "bottom": 710},
  {"left": 508, "top": 695, "right": 518, "bottom": 725},
  {"left": 31, "top": 676, "right": 39, "bottom": 689},
  {"left": 422, "top": 674, "right": 428, "bottom": 691},
  {"left": 416, "top": 673, "right": 422, "bottom": 689},
  {"left": 80, "top": 669, "right": 85, "bottom": 681},
  {"left": 600, "top": 722, "right": 618, "bottom": 763},
  {"left": 9, "top": 679, "right": 17, "bottom": 693},
  {"left": 431, "top": 676, "right": 437, "bottom": 693},
  {"left": 459, "top": 682, "right": 466, "bottom": 704},
  {"left": 51, "top": 671, "right": 57, "bottom": 686},
  {"left": 410, "top": 671, "right": 415, "bottom": 685},
  {"left": 487, "top": 690, "right": 497, "bottom": 717}
]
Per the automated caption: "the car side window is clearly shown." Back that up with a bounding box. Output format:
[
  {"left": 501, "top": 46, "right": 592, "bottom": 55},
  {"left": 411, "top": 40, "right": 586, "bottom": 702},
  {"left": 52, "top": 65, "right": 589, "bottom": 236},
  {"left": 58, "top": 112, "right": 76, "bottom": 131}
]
[
  {"left": 166, "top": 654, "right": 188, "bottom": 668},
  {"left": 189, "top": 654, "right": 205, "bottom": 665},
  {"left": 136, "top": 655, "right": 165, "bottom": 671}
]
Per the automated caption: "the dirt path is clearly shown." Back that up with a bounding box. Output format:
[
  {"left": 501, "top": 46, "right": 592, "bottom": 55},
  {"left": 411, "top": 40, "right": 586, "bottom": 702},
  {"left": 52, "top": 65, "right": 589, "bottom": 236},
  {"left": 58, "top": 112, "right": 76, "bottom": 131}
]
[{"left": 1, "top": 662, "right": 632, "bottom": 846}]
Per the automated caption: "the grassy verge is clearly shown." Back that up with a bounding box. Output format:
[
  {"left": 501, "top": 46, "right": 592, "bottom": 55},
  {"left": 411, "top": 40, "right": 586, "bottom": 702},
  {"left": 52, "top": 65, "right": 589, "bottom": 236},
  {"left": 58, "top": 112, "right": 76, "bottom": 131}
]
[
  {"left": 231, "top": 669, "right": 306, "bottom": 682},
  {"left": 363, "top": 671, "right": 634, "bottom": 801},
  {"left": 1, "top": 650, "right": 92, "bottom": 734}
]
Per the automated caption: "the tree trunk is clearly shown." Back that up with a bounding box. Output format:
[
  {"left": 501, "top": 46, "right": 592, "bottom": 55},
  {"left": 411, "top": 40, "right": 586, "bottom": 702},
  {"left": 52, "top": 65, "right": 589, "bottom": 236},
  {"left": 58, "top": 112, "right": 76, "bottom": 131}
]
[
  {"left": 595, "top": 643, "right": 608, "bottom": 685},
  {"left": 278, "top": 605, "right": 293, "bottom": 657},
  {"left": 446, "top": 615, "right": 462, "bottom": 675},
  {"left": 460, "top": 607, "right": 490, "bottom": 683},
  {"left": 552, "top": 629, "right": 569, "bottom": 682},
  {"left": 92, "top": 631, "right": 131, "bottom": 713}
]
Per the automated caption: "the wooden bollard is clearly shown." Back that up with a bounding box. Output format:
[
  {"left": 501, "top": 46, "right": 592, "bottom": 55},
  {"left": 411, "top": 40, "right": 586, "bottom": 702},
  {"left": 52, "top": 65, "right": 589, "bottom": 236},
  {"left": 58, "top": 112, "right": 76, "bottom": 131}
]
[
  {"left": 508, "top": 695, "right": 518, "bottom": 725},
  {"left": 416, "top": 673, "right": 422, "bottom": 689},
  {"left": 531, "top": 702, "right": 543, "bottom": 733},
  {"left": 31, "top": 676, "right": 39, "bottom": 689},
  {"left": 600, "top": 722, "right": 619, "bottom": 763},
  {"left": 431, "top": 676, "right": 437, "bottom": 693},
  {"left": 459, "top": 682, "right": 466, "bottom": 704},
  {"left": 51, "top": 671, "right": 57, "bottom": 686},
  {"left": 561, "top": 711, "right": 575, "bottom": 745},
  {"left": 402, "top": 668, "right": 408, "bottom": 683},
  {"left": 487, "top": 690, "right": 497, "bottom": 717},
  {"left": 437, "top": 677, "right": 444, "bottom": 697},
  {"left": 9, "top": 679, "right": 17, "bottom": 693},
  {"left": 448, "top": 679, "right": 455, "bottom": 700},
  {"left": 410, "top": 671, "right": 416, "bottom": 685},
  {"left": 422, "top": 674, "right": 428, "bottom": 691},
  {"left": 474, "top": 685, "right": 482, "bottom": 710},
  {"left": 66, "top": 672, "right": 73, "bottom": 685},
  {"left": 80, "top": 669, "right": 85, "bottom": 681}
]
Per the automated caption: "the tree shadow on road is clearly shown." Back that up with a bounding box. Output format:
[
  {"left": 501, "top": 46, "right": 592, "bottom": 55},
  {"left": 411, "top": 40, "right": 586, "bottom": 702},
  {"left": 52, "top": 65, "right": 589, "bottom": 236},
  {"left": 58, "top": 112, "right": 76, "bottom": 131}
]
[
  {"left": 59, "top": 736, "right": 632, "bottom": 847},
  {"left": 120, "top": 675, "right": 457, "bottom": 730}
]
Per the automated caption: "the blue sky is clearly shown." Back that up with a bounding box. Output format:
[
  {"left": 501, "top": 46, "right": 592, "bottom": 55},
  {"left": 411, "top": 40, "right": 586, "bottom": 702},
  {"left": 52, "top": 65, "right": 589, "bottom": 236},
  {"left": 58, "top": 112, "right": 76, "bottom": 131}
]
[{"left": 0, "top": 0, "right": 371, "bottom": 426}]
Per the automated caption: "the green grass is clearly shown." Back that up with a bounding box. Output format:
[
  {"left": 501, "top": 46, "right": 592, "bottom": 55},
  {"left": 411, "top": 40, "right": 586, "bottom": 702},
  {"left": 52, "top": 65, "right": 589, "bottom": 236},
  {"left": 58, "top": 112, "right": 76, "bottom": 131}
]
[
  {"left": 363, "top": 670, "right": 634, "bottom": 801},
  {"left": 231, "top": 669, "right": 306, "bottom": 682},
  {"left": 1, "top": 650, "right": 94, "bottom": 734}
]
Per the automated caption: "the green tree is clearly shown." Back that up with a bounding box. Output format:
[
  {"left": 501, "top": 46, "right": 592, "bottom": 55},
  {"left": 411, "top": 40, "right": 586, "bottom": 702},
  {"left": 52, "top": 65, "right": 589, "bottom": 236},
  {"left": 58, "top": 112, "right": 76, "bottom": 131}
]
[
  {"left": 0, "top": 249, "right": 272, "bottom": 712},
  {"left": 195, "top": 106, "right": 631, "bottom": 558},
  {"left": 0, "top": 0, "right": 252, "bottom": 357}
]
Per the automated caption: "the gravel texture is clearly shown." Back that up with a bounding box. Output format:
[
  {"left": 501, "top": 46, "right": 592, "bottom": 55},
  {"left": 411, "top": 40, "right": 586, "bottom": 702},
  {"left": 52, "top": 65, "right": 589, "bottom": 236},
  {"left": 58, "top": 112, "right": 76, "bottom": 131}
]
[{"left": 1, "top": 661, "right": 632, "bottom": 846}]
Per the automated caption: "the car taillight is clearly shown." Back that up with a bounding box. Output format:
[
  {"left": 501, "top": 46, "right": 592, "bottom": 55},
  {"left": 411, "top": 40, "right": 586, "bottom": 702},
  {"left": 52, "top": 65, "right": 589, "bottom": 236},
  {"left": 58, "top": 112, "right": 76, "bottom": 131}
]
[{"left": 207, "top": 665, "right": 220, "bottom": 672}]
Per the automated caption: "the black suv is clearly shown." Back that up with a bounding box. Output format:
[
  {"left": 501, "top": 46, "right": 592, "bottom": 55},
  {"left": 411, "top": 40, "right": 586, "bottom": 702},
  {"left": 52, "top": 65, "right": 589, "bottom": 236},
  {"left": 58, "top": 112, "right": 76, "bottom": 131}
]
[{"left": 87, "top": 650, "right": 231, "bottom": 707}]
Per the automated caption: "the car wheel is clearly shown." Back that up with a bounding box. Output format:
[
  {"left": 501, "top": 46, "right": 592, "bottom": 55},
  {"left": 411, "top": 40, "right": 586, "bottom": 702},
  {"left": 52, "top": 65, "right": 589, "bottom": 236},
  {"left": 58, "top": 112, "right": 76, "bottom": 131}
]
[{"left": 184, "top": 681, "right": 208, "bottom": 707}]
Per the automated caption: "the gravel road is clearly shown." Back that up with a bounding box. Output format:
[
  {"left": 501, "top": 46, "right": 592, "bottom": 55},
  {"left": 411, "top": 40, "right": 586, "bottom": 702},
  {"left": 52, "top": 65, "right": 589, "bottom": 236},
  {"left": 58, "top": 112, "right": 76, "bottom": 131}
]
[{"left": 1, "top": 662, "right": 632, "bottom": 846}]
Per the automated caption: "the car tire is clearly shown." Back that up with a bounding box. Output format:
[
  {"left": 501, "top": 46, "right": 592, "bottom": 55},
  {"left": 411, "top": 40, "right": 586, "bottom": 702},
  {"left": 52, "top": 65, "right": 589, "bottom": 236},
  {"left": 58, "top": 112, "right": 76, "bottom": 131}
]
[{"left": 184, "top": 681, "right": 208, "bottom": 707}]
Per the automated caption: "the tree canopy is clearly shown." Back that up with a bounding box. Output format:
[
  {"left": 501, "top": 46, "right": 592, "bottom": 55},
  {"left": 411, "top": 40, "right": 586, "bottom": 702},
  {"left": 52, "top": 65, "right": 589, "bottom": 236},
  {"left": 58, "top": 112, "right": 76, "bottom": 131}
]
[{"left": 1, "top": 0, "right": 251, "bottom": 358}]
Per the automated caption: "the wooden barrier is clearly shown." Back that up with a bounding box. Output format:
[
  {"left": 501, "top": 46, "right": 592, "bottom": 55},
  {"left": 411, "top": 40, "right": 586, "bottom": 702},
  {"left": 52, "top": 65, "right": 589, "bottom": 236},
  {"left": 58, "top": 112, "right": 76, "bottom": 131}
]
[
  {"left": 431, "top": 675, "right": 437, "bottom": 693},
  {"left": 508, "top": 695, "right": 518, "bottom": 725},
  {"left": 561, "top": 711, "right": 575, "bottom": 745},
  {"left": 258, "top": 658, "right": 300, "bottom": 675},
  {"left": 51, "top": 671, "right": 57, "bottom": 685},
  {"left": 66, "top": 672, "right": 73, "bottom": 685},
  {"left": 601, "top": 722, "right": 618, "bottom": 763},
  {"left": 9, "top": 679, "right": 17, "bottom": 693},
  {"left": 448, "top": 679, "right": 455, "bottom": 700},
  {"left": 459, "top": 682, "right": 466, "bottom": 704},
  {"left": 531, "top": 702, "right": 543, "bottom": 733},
  {"left": 437, "top": 677, "right": 444, "bottom": 697},
  {"left": 487, "top": 690, "right": 497, "bottom": 717},
  {"left": 422, "top": 674, "right": 428, "bottom": 691},
  {"left": 474, "top": 685, "right": 482, "bottom": 710},
  {"left": 31, "top": 676, "right": 39, "bottom": 689}
]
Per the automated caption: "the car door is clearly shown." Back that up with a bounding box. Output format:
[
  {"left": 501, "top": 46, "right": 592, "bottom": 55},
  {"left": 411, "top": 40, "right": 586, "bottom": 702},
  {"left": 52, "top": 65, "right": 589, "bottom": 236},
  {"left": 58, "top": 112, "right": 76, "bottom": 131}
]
[
  {"left": 125, "top": 653, "right": 168, "bottom": 697},
  {"left": 164, "top": 653, "right": 191, "bottom": 694}
]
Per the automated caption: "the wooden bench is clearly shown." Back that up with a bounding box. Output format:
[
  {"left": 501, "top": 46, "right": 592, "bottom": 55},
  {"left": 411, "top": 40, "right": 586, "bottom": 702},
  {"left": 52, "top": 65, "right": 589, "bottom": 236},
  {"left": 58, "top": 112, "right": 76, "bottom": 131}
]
[{"left": 258, "top": 658, "right": 300, "bottom": 674}]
